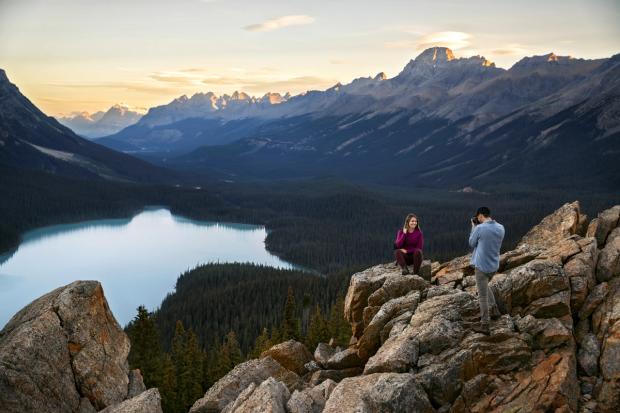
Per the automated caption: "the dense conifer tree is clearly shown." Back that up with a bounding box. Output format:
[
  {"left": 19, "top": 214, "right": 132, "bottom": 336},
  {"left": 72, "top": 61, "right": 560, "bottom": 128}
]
[
  {"left": 281, "top": 286, "right": 301, "bottom": 341},
  {"left": 328, "top": 296, "right": 351, "bottom": 346},
  {"left": 305, "top": 304, "right": 330, "bottom": 351},
  {"left": 249, "top": 327, "right": 272, "bottom": 359},
  {"left": 126, "top": 306, "right": 164, "bottom": 388}
]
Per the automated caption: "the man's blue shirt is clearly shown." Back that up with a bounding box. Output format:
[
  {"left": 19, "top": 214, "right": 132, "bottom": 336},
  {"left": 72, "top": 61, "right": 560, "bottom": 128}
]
[{"left": 469, "top": 219, "right": 505, "bottom": 273}]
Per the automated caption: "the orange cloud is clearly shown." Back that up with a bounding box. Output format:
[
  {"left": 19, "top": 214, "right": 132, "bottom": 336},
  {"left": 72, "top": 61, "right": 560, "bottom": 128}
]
[
  {"left": 244, "top": 15, "right": 315, "bottom": 32},
  {"left": 385, "top": 31, "right": 472, "bottom": 51}
]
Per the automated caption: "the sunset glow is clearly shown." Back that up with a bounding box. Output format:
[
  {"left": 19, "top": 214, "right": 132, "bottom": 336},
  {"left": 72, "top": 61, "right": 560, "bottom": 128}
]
[{"left": 1, "top": 0, "right": 618, "bottom": 116}]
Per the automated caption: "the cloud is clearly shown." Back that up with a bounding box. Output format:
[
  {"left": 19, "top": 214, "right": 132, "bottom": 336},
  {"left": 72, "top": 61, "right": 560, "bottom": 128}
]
[
  {"left": 385, "top": 31, "right": 472, "bottom": 51},
  {"left": 490, "top": 44, "right": 530, "bottom": 56},
  {"left": 149, "top": 71, "right": 202, "bottom": 85},
  {"left": 45, "top": 80, "right": 182, "bottom": 95},
  {"left": 202, "top": 75, "right": 336, "bottom": 94},
  {"left": 149, "top": 70, "right": 214, "bottom": 87},
  {"left": 244, "top": 15, "right": 315, "bottom": 32},
  {"left": 416, "top": 31, "right": 471, "bottom": 50},
  {"left": 180, "top": 67, "right": 209, "bottom": 73}
]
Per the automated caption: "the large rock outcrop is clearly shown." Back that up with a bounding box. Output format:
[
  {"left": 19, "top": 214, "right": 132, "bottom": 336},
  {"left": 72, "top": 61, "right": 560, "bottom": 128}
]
[
  {"left": 190, "top": 201, "right": 620, "bottom": 412},
  {"left": 0, "top": 280, "right": 163, "bottom": 413},
  {"left": 189, "top": 356, "right": 300, "bottom": 413},
  {"left": 260, "top": 340, "right": 313, "bottom": 376}
]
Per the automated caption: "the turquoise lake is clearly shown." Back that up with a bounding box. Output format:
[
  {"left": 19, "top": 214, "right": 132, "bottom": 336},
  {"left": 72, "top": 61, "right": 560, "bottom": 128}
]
[{"left": 0, "top": 208, "right": 296, "bottom": 328}]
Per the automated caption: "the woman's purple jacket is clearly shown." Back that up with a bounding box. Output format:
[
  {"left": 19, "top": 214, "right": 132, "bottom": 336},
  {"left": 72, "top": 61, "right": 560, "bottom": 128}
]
[{"left": 394, "top": 228, "right": 424, "bottom": 254}]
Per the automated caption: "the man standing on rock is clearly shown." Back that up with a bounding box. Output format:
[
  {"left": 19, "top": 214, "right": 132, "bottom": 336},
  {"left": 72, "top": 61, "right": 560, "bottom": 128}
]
[{"left": 469, "top": 206, "right": 505, "bottom": 335}]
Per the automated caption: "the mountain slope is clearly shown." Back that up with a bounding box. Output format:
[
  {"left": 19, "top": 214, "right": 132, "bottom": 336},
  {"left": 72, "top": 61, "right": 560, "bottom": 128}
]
[{"left": 0, "top": 69, "right": 176, "bottom": 183}]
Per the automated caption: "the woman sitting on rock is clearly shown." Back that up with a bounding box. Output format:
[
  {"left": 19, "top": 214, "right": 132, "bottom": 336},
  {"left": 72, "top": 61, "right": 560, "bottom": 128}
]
[{"left": 394, "top": 213, "right": 424, "bottom": 275}]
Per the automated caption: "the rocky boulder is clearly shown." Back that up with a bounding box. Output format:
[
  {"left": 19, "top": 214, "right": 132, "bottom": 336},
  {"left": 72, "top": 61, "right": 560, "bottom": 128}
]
[
  {"left": 489, "top": 259, "right": 570, "bottom": 317},
  {"left": 344, "top": 264, "right": 395, "bottom": 338},
  {"left": 451, "top": 349, "right": 578, "bottom": 412},
  {"left": 260, "top": 340, "right": 313, "bottom": 376},
  {"left": 99, "top": 388, "right": 163, "bottom": 413},
  {"left": 596, "top": 227, "right": 620, "bottom": 282},
  {"left": 357, "top": 290, "right": 421, "bottom": 360},
  {"left": 589, "top": 205, "right": 620, "bottom": 247},
  {"left": 323, "top": 373, "right": 435, "bottom": 413},
  {"left": 308, "top": 367, "right": 363, "bottom": 386},
  {"left": 516, "top": 201, "right": 582, "bottom": 250},
  {"left": 0, "top": 281, "right": 131, "bottom": 412},
  {"left": 221, "top": 377, "right": 290, "bottom": 413},
  {"left": 313, "top": 343, "right": 337, "bottom": 368},
  {"left": 592, "top": 277, "right": 620, "bottom": 412},
  {"left": 323, "top": 347, "right": 364, "bottom": 370},
  {"left": 286, "top": 379, "right": 336, "bottom": 413},
  {"left": 127, "top": 369, "right": 147, "bottom": 399},
  {"left": 578, "top": 333, "right": 601, "bottom": 376},
  {"left": 189, "top": 356, "right": 300, "bottom": 413},
  {"left": 431, "top": 254, "right": 473, "bottom": 288}
]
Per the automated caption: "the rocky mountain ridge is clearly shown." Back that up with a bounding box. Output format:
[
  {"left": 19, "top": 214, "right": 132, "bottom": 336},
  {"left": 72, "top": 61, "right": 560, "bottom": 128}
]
[
  {"left": 2, "top": 200, "right": 619, "bottom": 412},
  {"left": 95, "top": 48, "right": 619, "bottom": 190},
  {"left": 129, "top": 47, "right": 601, "bottom": 129}
]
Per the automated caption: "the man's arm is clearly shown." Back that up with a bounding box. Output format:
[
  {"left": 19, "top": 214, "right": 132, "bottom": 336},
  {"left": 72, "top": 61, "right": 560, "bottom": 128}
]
[
  {"left": 395, "top": 230, "right": 406, "bottom": 248},
  {"left": 469, "top": 226, "right": 480, "bottom": 249}
]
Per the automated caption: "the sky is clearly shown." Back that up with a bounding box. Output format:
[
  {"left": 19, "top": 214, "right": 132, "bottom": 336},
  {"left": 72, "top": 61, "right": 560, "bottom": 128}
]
[{"left": 1, "top": 0, "right": 619, "bottom": 116}]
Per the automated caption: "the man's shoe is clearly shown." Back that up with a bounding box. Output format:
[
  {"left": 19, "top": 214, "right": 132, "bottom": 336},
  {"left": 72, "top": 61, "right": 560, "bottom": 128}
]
[{"left": 472, "top": 322, "right": 490, "bottom": 335}]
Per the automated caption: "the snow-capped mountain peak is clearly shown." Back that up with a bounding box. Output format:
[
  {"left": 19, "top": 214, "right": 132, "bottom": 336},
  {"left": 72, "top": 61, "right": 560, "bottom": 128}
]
[
  {"left": 512, "top": 52, "right": 577, "bottom": 69},
  {"left": 57, "top": 103, "right": 145, "bottom": 138},
  {"left": 230, "top": 91, "right": 251, "bottom": 101},
  {"left": 414, "top": 47, "right": 456, "bottom": 65},
  {"left": 261, "top": 92, "right": 287, "bottom": 104}
]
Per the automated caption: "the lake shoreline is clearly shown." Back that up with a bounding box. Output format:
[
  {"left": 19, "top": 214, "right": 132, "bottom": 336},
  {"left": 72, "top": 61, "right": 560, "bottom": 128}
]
[
  {"left": 0, "top": 203, "right": 304, "bottom": 270},
  {"left": 0, "top": 207, "right": 302, "bottom": 327}
]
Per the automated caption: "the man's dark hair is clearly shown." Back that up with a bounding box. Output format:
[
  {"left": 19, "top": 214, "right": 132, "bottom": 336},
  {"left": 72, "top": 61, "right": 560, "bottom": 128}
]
[{"left": 476, "top": 206, "right": 491, "bottom": 217}]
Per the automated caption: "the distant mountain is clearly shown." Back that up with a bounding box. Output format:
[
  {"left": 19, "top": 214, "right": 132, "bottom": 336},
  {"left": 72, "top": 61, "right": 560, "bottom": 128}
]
[
  {"left": 58, "top": 104, "right": 145, "bottom": 138},
  {"left": 0, "top": 69, "right": 176, "bottom": 183},
  {"left": 97, "top": 47, "right": 614, "bottom": 163},
  {"left": 164, "top": 49, "right": 620, "bottom": 189}
]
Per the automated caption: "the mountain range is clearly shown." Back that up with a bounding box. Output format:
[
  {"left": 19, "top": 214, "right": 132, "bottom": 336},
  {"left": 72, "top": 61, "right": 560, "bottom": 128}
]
[
  {"left": 57, "top": 104, "right": 146, "bottom": 138},
  {"left": 0, "top": 69, "right": 175, "bottom": 183},
  {"left": 1, "top": 47, "right": 618, "bottom": 190},
  {"left": 95, "top": 47, "right": 620, "bottom": 189}
]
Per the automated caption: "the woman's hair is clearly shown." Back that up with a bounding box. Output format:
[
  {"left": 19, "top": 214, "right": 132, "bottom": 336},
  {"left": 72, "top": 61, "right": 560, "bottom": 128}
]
[{"left": 403, "top": 213, "right": 421, "bottom": 231}]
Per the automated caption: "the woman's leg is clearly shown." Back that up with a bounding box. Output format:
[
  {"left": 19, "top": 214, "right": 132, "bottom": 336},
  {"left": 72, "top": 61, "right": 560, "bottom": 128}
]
[
  {"left": 411, "top": 250, "right": 423, "bottom": 274},
  {"left": 394, "top": 250, "right": 407, "bottom": 269}
]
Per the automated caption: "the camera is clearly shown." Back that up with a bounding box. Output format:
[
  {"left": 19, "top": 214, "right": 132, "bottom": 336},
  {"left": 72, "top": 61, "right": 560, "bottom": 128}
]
[{"left": 471, "top": 216, "right": 480, "bottom": 225}]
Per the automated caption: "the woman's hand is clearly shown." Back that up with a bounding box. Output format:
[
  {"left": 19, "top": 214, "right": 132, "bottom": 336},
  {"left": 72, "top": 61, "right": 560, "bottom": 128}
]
[
  {"left": 402, "top": 226, "right": 407, "bottom": 233},
  {"left": 400, "top": 248, "right": 407, "bottom": 254}
]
